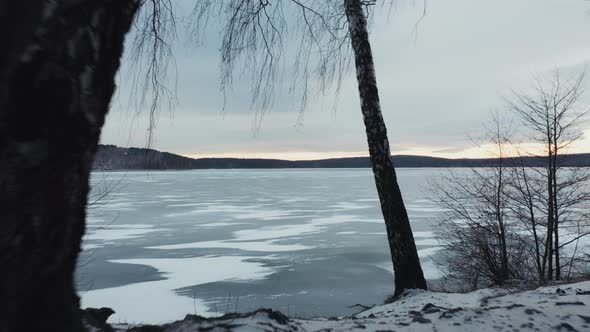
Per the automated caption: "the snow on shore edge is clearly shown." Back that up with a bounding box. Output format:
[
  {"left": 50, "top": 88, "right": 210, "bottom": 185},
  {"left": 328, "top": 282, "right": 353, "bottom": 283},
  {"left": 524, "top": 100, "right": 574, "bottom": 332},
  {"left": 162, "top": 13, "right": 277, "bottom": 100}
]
[{"left": 90, "top": 280, "right": 590, "bottom": 331}]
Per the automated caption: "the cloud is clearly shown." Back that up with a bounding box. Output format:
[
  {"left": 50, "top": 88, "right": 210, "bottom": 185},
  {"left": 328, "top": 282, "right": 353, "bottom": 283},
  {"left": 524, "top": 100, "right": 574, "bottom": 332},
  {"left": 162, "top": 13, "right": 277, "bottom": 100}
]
[{"left": 101, "top": 0, "right": 590, "bottom": 159}]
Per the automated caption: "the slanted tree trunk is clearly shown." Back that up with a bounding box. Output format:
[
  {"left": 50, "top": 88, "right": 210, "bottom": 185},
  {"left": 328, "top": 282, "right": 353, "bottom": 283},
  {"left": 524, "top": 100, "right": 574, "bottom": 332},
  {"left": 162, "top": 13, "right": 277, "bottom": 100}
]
[
  {"left": 0, "top": 1, "right": 138, "bottom": 331},
  {"left": 344, "top": 0, "right": 427, "bottom": 296}
]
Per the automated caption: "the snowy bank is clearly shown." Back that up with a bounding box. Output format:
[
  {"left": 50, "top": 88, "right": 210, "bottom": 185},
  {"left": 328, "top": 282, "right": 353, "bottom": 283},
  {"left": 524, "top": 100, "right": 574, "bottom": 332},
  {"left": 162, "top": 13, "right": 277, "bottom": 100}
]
[{"left": 86, "top": 280, "right": 590, "bottom": 331}]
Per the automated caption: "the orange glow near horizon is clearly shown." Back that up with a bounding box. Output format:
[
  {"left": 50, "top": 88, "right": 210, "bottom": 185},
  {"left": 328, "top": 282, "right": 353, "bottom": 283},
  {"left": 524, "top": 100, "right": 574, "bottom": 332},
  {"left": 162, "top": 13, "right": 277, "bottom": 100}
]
[
  {"left": 183, "top": 151, "right": 370, "bottom": 161},
  {"left": 180, "top": 139, "right": 590, "bottom": 161},
  {"left": 173, "top": 129, "right": 590, "bottom": 161}
]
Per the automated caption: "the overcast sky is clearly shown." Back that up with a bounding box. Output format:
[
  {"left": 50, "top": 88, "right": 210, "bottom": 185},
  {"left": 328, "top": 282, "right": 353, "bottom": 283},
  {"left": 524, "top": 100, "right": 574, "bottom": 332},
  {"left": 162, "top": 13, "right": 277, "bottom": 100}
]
[{"left": 100, "top": 0, "right": 590, "bottom": 160}]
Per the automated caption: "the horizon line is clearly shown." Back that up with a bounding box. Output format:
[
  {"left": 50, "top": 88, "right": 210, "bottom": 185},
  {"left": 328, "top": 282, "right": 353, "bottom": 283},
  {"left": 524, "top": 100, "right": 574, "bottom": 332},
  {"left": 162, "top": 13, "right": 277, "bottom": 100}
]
[
  {"left": 99, "top": 144, "right": 590, "bottom": 162},
  {"left": 179, "top": 152, "right": 590, "bottom": 162}
]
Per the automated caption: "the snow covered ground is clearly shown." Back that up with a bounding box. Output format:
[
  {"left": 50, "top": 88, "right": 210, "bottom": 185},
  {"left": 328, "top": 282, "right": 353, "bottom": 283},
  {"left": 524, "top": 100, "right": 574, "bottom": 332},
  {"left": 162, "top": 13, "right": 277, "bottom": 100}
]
[{"left": 104, "top": 280, "right": 590, "bottom": 331}]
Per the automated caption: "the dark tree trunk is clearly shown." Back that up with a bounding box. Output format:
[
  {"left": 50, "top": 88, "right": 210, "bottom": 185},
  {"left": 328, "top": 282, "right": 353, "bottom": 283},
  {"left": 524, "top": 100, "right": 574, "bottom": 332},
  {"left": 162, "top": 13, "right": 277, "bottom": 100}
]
[
  {"left": 545, "top": 142, "right": 554, "bottom": 281},
  {"left": 514, "top": 163, "right": 544, "bottom": 280},
  {"left": 521, "top": 166, "right": 544, "bottom": 280},
  {"left": 552, "top": 142, "right": 560, "bottom": 280},
  {"left": 344, "top": 0, "right": 427, "bottom": 296},
  {"left": 497, "top": 167, "right": 509, "bottom": 282},
  {"left": 0, "top": 1, "right": 138, "bottom": 331}
]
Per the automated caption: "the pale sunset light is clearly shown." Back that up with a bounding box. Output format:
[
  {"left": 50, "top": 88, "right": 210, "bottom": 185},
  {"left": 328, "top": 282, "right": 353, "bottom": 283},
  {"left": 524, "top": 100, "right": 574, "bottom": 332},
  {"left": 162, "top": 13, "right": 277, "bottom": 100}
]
[{"left": 100, "top": 0, "right": 590, "bottom": 159}]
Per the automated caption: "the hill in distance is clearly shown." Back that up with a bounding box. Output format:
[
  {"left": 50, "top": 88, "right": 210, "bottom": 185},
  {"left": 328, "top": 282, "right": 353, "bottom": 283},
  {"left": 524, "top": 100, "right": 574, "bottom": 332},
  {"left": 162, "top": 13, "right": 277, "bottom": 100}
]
[{"left": 93, "top": 144, "right": 590, "bottom": 170}]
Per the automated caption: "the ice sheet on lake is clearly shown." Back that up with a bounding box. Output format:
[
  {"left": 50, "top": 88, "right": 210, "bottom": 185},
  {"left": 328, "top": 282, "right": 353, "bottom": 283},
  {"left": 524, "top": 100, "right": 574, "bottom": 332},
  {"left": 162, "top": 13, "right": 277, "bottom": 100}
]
[
  {"left": 89, "top": 224, "right": 154, "bottom": 229},
  {"left": 165, "top": 204, "right": 298, "bottom": 221},
  {"left": 98, "top": 201, "right": 137, "bottom": 211},
  {"left": 81, "top": 243, "right": 102, "bottom": 250},
  {"left": 417, "top": 246, "right": 441, "bottom": 259},
  {"left": 233, "top": 209, "right": 298, "bottom": 220},
  {"left": 196, "top": 222, "right": 248, "bottom": 228},
  {"left": 81, "top": 256, "right": 274, "bottom": 324},
  {"left": 376, "top": 243, "right": 444, "bottom": 280},
  {"left": 415, "top": 238, "right": 440, "bottom": 246},
  {"left": 412, "top": 231, "right": 435, "bottom": 238},
  {"left": 83, "top": 224, "right": 163, "bottom": 250},
  {"left": 377, "top": 256, "right": 443, "bottom": 280},
  {"left": 149, "top": 214, "right": 370, "bottom": 253},
  {"left": 149, "top": 240, "right": 310, "bottom": 252},
  {"left": 85, "top": 168, "right": 457, "bottom": 320},
  {"left": 356, "top": 198, "right": 379, "bottom": 202},
  {"left": 330, "top": 202, "right": 372, "bottom": 210},
  {"left": 85, "top": 227, "right": 159, "bottom": 241},
  {"left": 405, "top": 205, "right": 449, "bottom": 213},
  {"left": 234, "top": 224, "right": 321, "bottom": 242}
]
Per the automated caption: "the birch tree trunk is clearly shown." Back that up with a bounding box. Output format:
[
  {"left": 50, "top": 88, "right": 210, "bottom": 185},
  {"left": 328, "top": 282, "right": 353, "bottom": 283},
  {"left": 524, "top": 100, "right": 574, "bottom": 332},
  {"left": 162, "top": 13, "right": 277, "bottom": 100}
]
[
  {"left": 344, "top": 0, "right": 427, "bottom": 296},
  {"left": 0, "top": 1, "right": 138, "bottom": 331}
]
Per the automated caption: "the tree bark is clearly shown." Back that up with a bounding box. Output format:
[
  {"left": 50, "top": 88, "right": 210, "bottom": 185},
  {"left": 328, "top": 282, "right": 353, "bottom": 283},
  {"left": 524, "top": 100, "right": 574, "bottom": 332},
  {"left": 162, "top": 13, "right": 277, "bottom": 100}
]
[
  {"left": 344, "top": 0, "right": 427, "bottom": 296},
  {"left": 0, "top": 1, "right": 138, "bottom": 331},
  {"left": 545, "top": 139, "right": 554, "bottom": 281},
  {"left": 496, "top": 158, "right": 509, "bottom": 282},
  {"left": 552, "top": 134, "right": 560, "bottom": 280},
  {"left": 520, "top": 166, "right": 544, "bottom": 280}
]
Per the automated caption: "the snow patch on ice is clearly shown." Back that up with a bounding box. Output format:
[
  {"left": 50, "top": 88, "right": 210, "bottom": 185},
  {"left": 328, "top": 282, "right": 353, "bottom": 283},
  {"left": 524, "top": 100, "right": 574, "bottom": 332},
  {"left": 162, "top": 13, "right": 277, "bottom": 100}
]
[
  {"left": 413, "top": 231, "right": 435, "bottom": 238},
  {"left": 83, "top": 224, "right": 164, "bottom": 250},
  {"left": 81, "top": 256, "right": 274, "bottom": 324},
  {"left": 165, "top": 204, "right": 298, "bottom": 221},
  {"left": 330, "top": 202, "right": 372, "bottom": 210},
  {"left": 405, "top": 205, "right": 449, "bottom": 213},
  {"left": 85, "top": 228, "right": 159, "bottom": 241},
  {"left": 148, "top": 240, "right": 310, "bottom": 252},
  {"left": 150, "top": 214, "right": 372, "bottom": 253},
  {"left": 196, "top": 222, "right": 248, "bottom": 228}
]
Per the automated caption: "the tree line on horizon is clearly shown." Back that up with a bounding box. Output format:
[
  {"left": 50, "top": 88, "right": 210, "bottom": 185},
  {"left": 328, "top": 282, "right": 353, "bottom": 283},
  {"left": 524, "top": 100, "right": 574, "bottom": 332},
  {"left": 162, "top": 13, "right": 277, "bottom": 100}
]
[{"left": 94, "top": 143, "right": 590, "bottom": 170}]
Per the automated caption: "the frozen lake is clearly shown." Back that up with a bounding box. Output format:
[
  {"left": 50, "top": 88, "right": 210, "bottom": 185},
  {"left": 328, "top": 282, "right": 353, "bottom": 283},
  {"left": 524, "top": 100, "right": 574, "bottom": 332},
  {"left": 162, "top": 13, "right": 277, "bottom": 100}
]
[{"left": 78, "top": 168, "right": 448, "bottom": 324}]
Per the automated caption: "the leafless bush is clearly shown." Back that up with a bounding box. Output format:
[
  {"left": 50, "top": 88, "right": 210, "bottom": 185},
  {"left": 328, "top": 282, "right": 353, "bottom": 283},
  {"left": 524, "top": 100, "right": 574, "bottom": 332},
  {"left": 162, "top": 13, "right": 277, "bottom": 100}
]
[
  {"left": 430, "top": 71, "right": 590, "bottom": 290},
  {"left": 508, "top": 70, "right": 590, "bottom": 281},
  {"left": 428, "top": 114, "right": 534, "bottom": 289}
]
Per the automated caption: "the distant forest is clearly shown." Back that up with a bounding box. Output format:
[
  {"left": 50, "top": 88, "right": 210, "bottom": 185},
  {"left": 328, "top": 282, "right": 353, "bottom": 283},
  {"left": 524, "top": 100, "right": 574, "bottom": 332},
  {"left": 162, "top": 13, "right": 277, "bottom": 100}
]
[{"left": 94, "top": 144, "right": 590, "bottom": 170}]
